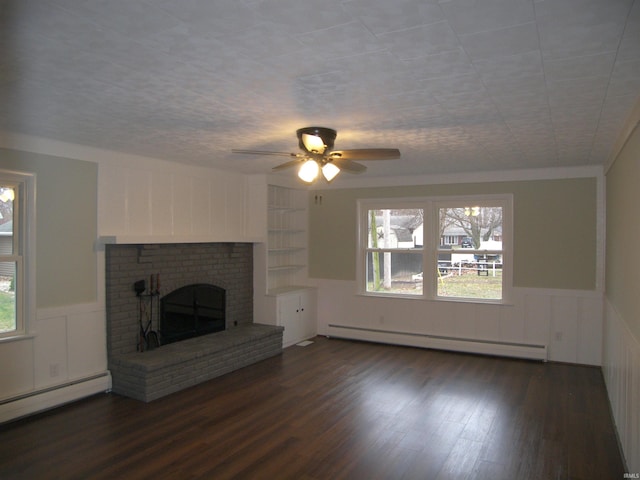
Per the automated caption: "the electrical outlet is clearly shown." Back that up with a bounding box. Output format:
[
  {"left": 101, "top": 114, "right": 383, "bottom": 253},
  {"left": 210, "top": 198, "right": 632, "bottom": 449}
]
[
  {"left": 555, "top": 332, "right": 563, "bottom": 341},
  {"left": 49, "top": 363, "right": 59, "bottom": 377}
]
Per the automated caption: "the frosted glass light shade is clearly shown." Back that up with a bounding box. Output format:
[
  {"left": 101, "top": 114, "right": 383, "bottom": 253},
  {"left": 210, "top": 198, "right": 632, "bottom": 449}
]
[
  {"left": 322, "top": 162, "right": 340, "bottom": 181},
  {"left": 298, "top": 160, "right": 319, "bottom": 183}
]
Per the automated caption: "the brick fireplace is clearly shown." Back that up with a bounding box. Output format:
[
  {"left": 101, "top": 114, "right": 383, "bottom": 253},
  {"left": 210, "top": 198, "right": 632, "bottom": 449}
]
[
  {"left": 105, "top": 242, "right": 283, "bottom": 401},
  {"left": 106, "top": 243, "right": 253, "bottom": 356}
]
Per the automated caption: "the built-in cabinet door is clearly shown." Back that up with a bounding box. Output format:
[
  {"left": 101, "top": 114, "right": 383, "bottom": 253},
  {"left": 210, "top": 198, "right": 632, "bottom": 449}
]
[
  {"left": 278, "top": 293, "right": 302, "bottom": 347},
  {"left": 276, "top": 288, "right": 316, "bottom": 347},
  {"left": 298, "top": 289, "right": 316, "bottom": 341}
]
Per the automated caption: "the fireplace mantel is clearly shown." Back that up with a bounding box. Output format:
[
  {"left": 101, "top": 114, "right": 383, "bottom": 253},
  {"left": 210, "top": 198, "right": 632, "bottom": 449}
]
[{"left": 99, "top": 234, "right": 264, "bottom": 245}]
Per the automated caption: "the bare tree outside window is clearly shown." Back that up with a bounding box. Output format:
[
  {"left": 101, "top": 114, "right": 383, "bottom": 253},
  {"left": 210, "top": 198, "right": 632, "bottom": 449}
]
[{"left": 440, "top": 207, "right": 502, "bottom": 249}]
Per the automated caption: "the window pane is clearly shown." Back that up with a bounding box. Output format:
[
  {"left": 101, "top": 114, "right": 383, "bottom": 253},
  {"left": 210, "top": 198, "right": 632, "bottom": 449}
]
[
  {"left": 438, "top": 205, "right": 503, "bottom": 300},
  {"left": 367, "top": 209, "right": 423, "bottom": 249},
  {"left": 438, "top": 206, "right": 502, "bottom": 249},
  {"left": 366, "top": 251, "right": 423, "bottom": 295},
  {"left": 0, "top": 261, "right": 16, "bottom": 333},
  {"left": 0, "top": 187, "right": 13, "bottom": 255}
]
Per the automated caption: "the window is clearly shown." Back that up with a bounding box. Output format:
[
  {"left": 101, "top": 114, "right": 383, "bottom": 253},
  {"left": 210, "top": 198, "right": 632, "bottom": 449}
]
[
  {"left": 358, "top": 196, "right": 512, "bottom": 303},
  {"left": 363, "top": 206, "right": 424, "bottom": 296},
  {"left": 0, "top": 172, "right": 33, "bottom": 338},
  {"left": 435, "top": 201, "right": 507, "bottom": 301}
]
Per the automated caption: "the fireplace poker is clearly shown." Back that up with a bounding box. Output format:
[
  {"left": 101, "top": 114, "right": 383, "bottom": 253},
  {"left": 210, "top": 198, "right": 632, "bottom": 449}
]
[
  {"left": 138, "top": 291, "right": 146, "bottom": 352},
  {"left": 145, "top": 274, "right": 160, "bottom": 350}
]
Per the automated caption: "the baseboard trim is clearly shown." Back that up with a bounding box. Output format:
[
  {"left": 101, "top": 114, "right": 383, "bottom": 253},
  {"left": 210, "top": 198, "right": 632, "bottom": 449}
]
[
  {"left": 0, "top": 372, "right": 112, "bottom": 424},
  {"left": 327, "top": 324, "right": 547, "bottom": 361}
]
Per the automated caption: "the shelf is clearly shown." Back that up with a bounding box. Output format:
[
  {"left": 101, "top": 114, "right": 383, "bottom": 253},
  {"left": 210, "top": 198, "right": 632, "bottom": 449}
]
[
  {"left": 267, "top": 285, "right": 314, "bottom": 296},
  {"left": 268, "top": 247, "right": 305, "bottom": 253},
  {"left": 268, "top": 228, "right": 304, "bottom": 233},
  {"left": 268, "top": 264, "right": 305, "bottom": 272},
  {"left": 267, "top": 184, "right": 308, "bottom": 292},
  {"left": 268, "top": 206, "right": 305, "bottom": 213}
]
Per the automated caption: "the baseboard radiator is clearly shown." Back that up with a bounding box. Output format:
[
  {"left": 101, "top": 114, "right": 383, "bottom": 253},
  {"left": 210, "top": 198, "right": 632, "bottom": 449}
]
[
  {"left": 0, "top": 372, "right": 112, "bottom": 424},
  {"left": 327, "top": 324, "right": 547, "bottom": 361}
]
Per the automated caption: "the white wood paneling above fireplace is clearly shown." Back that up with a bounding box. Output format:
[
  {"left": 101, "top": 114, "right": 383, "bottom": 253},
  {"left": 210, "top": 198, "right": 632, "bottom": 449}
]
[{"left": 98, "top": 157, "right": 266, "bottom": 244}]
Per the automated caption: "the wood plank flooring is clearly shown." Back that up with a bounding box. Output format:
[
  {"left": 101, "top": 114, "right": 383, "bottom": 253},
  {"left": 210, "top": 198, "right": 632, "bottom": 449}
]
[{"left": 0, "top": 337, "right": 625, "bottom": 479}]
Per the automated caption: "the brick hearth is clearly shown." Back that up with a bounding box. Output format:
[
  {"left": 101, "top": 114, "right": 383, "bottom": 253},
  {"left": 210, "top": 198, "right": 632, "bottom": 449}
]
[{"left": 109, "top": 323, "right": 283, "bottom": 402}]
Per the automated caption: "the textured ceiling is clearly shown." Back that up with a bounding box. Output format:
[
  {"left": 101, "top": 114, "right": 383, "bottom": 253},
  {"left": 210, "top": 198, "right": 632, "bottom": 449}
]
[{"left": 1, "top": 0, "right": 639, "bottom": 180}]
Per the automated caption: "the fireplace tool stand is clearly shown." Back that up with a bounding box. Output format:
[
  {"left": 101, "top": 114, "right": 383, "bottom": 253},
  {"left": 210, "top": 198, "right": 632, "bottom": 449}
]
[{"left": 135, "top": 276, "right": 161, "bottom": 351}]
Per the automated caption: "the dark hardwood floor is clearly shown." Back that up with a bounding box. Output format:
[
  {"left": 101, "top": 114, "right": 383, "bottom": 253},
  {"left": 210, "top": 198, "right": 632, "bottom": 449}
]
[{"left": 0, "top": 337, "right": 625, "bottom": 479}]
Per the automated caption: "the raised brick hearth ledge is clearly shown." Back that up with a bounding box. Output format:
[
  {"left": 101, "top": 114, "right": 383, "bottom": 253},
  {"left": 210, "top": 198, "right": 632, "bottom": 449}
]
[{"left": 110, "top": 324, "right": 284, "bottom": 402}]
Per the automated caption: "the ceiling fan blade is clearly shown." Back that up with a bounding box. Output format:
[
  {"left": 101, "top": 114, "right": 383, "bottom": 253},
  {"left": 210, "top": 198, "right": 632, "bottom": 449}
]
[
  {"left": 328, "top": 148, "right": 401, "bottom": 161},
  {"left": 272, "top": 159, "right": 303, "bottom": 171},
  {"left": 232, "top": 149, "right": 302, "bottom": 158},
  {"left": 331, "top": 158, "right": 367, "bottom": 173}
]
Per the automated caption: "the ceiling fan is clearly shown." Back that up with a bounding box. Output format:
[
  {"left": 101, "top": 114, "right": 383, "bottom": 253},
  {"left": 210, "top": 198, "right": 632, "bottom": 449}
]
[{"left": 232, "top": 127, "right": 400, "bottom": 183}]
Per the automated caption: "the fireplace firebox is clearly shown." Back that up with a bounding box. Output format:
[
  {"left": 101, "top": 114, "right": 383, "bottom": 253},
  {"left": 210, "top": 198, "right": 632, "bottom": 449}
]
[{"left": 160, "top": 284, "right": 225, "bottom": 345}]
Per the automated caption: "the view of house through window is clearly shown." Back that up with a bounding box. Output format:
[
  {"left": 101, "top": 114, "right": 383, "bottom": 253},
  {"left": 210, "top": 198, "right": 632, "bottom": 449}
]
[
  {"left": 436, "top": 205, "right": 504, "bottom": 300},
  {"left": 0, "top": 185, "right": 17, "bottom": 335},
  {"left": 366, "top": 208, "right": 424, "bottom": 295}
]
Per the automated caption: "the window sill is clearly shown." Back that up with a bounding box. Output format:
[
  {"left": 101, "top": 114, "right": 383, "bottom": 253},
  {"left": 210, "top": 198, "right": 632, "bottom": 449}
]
[
  {"left": 357, "top": 291, "right": 425, "bottom": 300},
  {"left": 434, "top": 296, "right": 514, "bottom": 307},
  {"left": 357, "top": 292, "right": 514, "bottom": 306},
  {"left": 0, "top": 333, "right": 35, "bottom": 344}
]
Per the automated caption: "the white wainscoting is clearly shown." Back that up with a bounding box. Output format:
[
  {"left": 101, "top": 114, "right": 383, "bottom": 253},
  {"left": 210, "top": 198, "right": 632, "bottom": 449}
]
[
  {"left": 314, "top": 280, "right": 603, "bottom": 365},
  {"left": 0, "top": 303, "right": 111, "bottom": 424},
  {"left": 603, "top": 298, "right": 640, "bottom": 473}
]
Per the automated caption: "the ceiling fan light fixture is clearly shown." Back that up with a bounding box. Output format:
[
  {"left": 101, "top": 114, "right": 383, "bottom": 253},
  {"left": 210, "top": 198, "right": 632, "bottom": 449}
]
[
  {"left": 298, "top": 159, "right": 319, "bottom": 183},
  {"left": 234, "top": 127, "right": 399, "bottom": 182},
  {"left": 297, "top": 127, "right": 336, "bottom": 154},
  {"left": 321, "top": 162, "right": 340, "bottom": 182}
]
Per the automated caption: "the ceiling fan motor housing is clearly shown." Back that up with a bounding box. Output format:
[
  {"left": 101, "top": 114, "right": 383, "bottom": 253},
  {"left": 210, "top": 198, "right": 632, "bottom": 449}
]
[{"left": 297, "top": 127, "right": 337, "bottom": 153}]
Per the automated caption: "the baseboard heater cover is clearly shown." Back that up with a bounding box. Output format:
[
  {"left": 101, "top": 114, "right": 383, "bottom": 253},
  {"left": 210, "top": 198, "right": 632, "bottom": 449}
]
[
  {"left": 0, "top": 372, "right": 112, "bottom": 424},
  {"left": 327, "top": 324, "right": 547, "bottom": 361}
]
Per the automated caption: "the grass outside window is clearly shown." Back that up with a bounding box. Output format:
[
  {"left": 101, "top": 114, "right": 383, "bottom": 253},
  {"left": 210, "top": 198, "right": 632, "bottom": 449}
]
[{"left": 0, "top": 277, "right": 16, "bottom": 333}]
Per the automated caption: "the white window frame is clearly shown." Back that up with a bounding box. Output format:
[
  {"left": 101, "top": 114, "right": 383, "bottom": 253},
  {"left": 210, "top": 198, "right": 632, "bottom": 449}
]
[
  {"left": 357, "top": 199, "right": 425, "bottom": 298},
  {"left": 357, "top": 194, "right": 513, "bottom": 304},
  {"left": 0, "top": 170, "right": 36, "bottom": 340},
  {"left": 432, "top": 195, "right": 512, "bottom": 304}
]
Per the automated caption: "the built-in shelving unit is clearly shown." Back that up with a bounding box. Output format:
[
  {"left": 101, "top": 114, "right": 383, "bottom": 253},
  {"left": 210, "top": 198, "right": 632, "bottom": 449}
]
[
  {"left": 267, "top": 185, "right": 308, "bottom": 294},
  {"left": 254, "top": 183, "right": 317, "bottom": 347}
]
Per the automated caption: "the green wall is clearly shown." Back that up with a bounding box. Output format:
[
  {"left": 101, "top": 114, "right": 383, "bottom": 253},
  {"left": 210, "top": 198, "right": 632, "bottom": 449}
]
[
  {"left": 0, "top": 148, "right": 98, "bottom": 308},
  {"left": 606, "top": 124, "right": 640, "bottom": 341},
  {"left": 309, "top": 178, "right": 597, "bottom": 290}
]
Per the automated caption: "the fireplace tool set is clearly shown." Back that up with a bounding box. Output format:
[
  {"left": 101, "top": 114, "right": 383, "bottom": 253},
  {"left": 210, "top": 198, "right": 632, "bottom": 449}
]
[{"left": 134, "top": 274, "right": 161, "bottom": 351}]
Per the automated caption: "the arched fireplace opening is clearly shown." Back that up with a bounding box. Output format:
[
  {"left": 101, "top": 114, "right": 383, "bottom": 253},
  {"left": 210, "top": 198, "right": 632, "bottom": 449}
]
[{"left": 160, "top": 283, "right": 226, "bottom": 345}]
